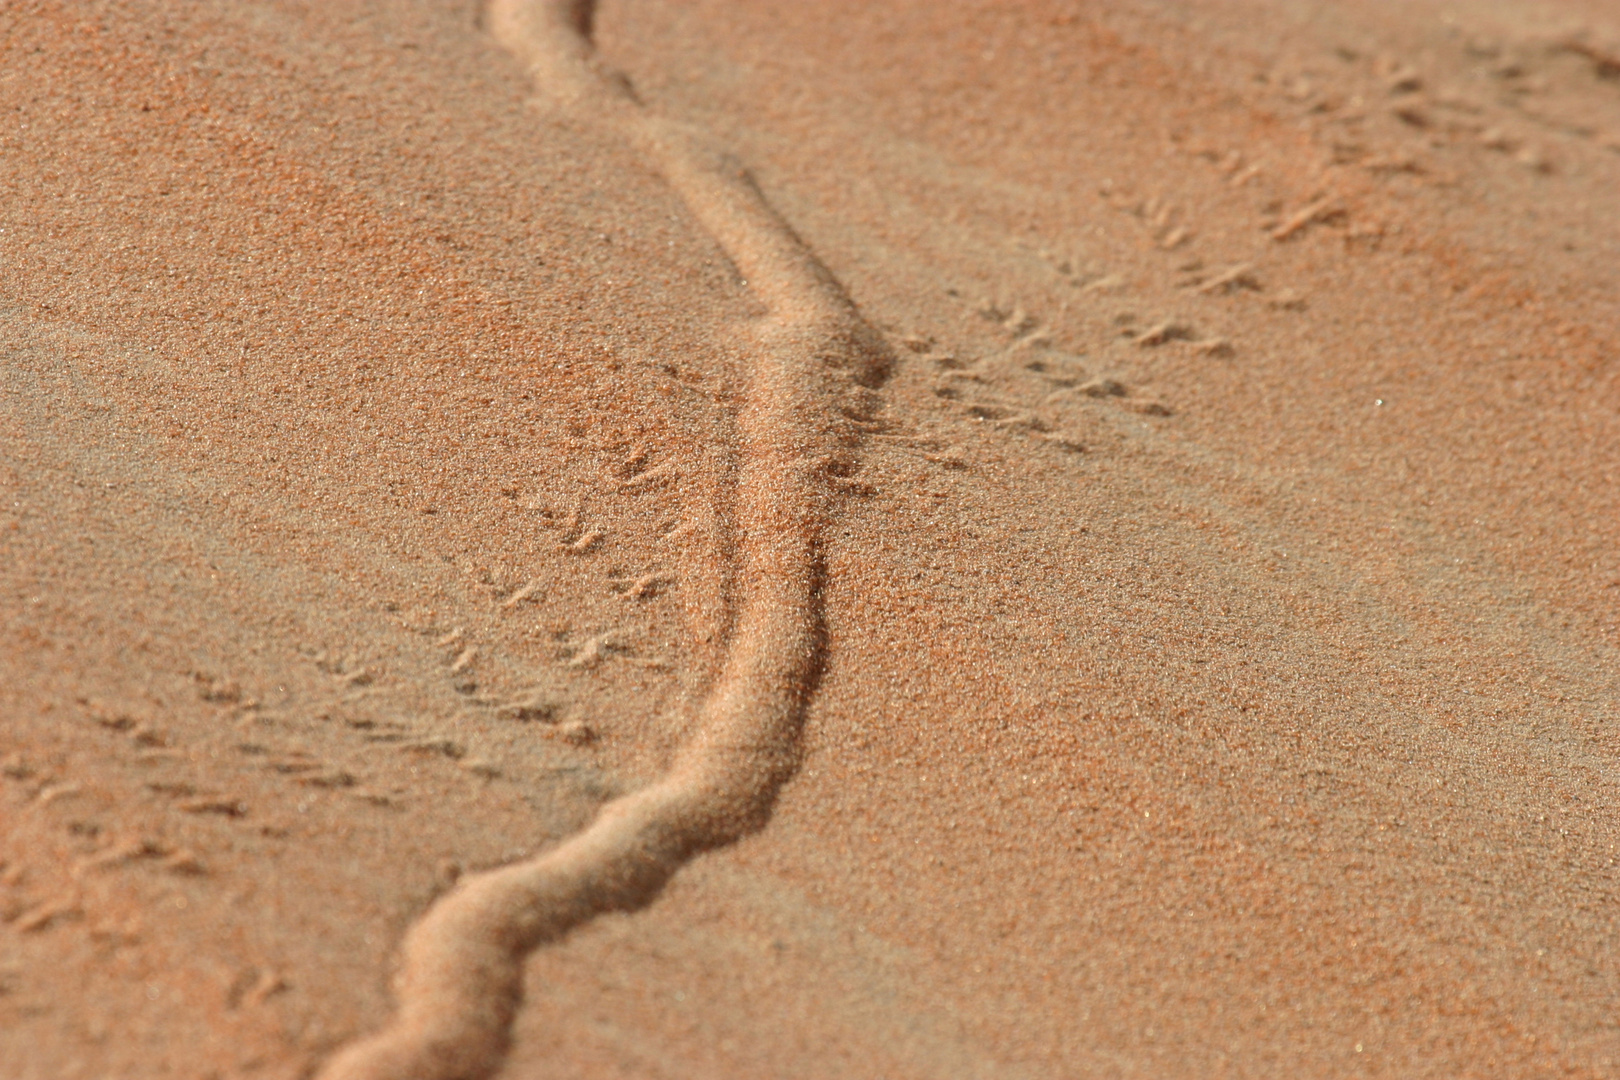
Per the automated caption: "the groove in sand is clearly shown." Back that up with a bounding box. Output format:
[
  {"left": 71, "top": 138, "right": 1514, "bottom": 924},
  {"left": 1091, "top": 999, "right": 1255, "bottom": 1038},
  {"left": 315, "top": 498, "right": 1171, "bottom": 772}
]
[{"left": 316, "top": 2, "right": 891, "bottom": 1078}]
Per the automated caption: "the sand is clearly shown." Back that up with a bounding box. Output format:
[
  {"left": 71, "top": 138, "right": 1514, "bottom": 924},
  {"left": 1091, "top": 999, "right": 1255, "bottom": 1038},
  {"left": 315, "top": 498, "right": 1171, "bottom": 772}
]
[{"left": 2, "top": 1, "right": 1619, "bottom": 1077}]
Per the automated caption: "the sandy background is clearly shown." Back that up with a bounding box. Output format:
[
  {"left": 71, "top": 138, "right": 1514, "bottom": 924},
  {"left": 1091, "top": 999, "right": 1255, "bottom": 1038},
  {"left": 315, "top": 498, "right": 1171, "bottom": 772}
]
[{"left": 3, "top": 1, "right": 1620, "bottom": 1076}]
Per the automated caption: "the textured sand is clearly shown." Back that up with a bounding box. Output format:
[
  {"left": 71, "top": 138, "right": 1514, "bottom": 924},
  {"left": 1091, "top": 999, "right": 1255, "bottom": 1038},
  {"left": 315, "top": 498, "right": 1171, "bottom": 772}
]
[{"left": 3, "top": 1, "right": 1619, "bottom": 1078}]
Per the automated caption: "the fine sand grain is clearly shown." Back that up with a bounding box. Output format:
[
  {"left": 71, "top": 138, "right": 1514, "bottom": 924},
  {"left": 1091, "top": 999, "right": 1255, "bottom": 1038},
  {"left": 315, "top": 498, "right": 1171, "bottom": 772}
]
[{"left": 3, "top": 1, "right": 1619, "bottom": 1078}]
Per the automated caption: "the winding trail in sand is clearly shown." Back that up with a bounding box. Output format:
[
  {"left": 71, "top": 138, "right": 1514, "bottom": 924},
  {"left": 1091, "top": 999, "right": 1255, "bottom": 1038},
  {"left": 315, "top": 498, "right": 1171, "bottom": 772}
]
[{"left": 315, "top": 2, "right": 890, "bottom": 1078}]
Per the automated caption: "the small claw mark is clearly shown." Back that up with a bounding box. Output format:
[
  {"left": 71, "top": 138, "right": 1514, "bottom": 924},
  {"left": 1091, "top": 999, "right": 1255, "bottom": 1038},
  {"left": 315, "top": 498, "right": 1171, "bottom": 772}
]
[
  {"left": 1196, "top": 264, "right": 1260, "bottom": 294},
  {"left": 461, "top": 759, "right": 503, "bottom": 780},
  {"left": 14, "top": 897, "right": 82, "bottom": 934},
  {"left": 297, "top": 771, "right": 358, "bottom": 789},
  {"left": 178, "top": 798, "right": 249, "bottom": 818},
  {"left": 548, "top": 721, "right": 595, "bottom": 746},
  {"left": 1160, "top": 225, "right": 1192, "bottom": 249},
  {"left": 401, "top": 739, "right": 465, "bottom": 761},
  {"left": 35, "top": 782, "right": 83, "bottom": 806},
  {"left": 1079, "top": 273, "right": 1126, "bottom": 293},
  {"left": 611, "top": 572, "right": 672, "bottom": 600},
  {"left": 74, "top": 838, "right": 163, "bottom": 877},
  {"left": 565, "top": 630, "right": 626, "bottom": 669},
  {"left": 619, "top": 461, "right": 677, "bottom": 491},
  {"left": 1134, "top": 323, "right": 1195, "bottom": 347},
  {"left": 1271, "top": 197, "right": 1346, "bottom": 241},
  {"left": 233, "top": 969, "right": 287, "bottom": 1009},
  {"left": 617, "top": 444, "right": 650, "bottom": 479},
  {"left": 196, "top": 675, "right": 244, "bottom": 705},
  {"left": 163, "top": 849, "right": 206, "bottom": 875},
  {"left": 1125, "top": 399, "right": 1174, "bottom": 417},
  {"left": 495, "top": 690, "right": 566, "bottom": 723},
  {"left": 1078, "top": 378, "right": 1128, "bottom": 399},
  {"left": 562, "top": 528, "right": 603, "bottom": 555},
  {"left": 502, "top": 580, "right": 544, "bottom": 608},
  {"left": 660, "top": 519, "right": 698, "bottom": 543}
]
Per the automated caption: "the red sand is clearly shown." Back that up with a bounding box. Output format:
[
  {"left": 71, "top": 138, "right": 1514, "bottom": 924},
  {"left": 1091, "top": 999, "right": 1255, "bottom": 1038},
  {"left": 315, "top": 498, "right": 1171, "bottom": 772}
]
[{"left": 3, "top": 2, "right": 1619, "bottom": 1077}]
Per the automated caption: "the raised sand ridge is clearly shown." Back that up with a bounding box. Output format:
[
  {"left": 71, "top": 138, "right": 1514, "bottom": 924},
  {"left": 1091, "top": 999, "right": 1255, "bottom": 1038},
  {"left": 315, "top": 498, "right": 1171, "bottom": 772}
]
[{"left": 316, "top": 2, "right": 891, "bottom": 1077}]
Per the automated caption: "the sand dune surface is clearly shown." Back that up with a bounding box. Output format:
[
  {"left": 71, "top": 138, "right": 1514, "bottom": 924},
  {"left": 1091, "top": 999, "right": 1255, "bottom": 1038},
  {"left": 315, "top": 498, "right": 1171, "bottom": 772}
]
[{"left": 3, "top": 1, "right": 1619, "bottom": 1077}]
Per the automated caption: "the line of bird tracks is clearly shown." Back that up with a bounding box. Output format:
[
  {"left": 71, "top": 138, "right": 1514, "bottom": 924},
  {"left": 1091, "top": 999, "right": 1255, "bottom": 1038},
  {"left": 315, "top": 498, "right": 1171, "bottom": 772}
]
[{"left": 317, "top": 2, "right": 892, "bottom": 1077}]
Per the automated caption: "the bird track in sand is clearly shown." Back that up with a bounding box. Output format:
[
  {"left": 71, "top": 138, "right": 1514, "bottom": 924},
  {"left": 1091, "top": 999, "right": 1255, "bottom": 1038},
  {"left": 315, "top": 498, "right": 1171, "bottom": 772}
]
[{"left": 316, "top": 1, "right": 893, "bottom": 1078}]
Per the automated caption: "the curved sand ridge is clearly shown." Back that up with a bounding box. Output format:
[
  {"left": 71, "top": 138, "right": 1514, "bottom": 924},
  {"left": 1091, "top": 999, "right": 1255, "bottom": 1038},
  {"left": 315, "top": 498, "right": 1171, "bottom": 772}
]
[{"left": 317, "top": 2, "right": 891, "bottom": 1078}]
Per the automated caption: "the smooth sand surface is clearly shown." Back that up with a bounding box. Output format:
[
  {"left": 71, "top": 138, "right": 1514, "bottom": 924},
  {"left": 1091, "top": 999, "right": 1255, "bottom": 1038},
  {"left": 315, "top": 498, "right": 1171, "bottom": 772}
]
[{"left": 3, "top": 2, "right": 1619, "bottom": 1077}]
